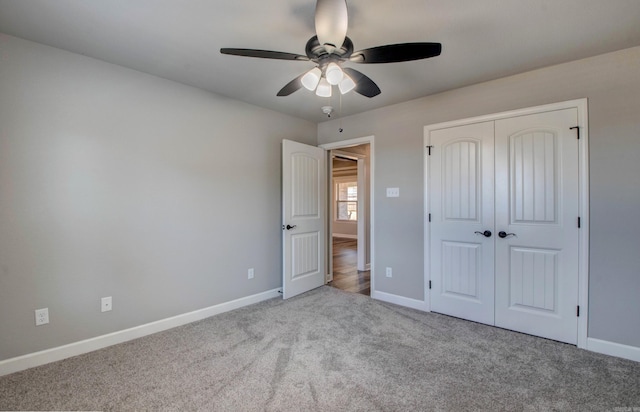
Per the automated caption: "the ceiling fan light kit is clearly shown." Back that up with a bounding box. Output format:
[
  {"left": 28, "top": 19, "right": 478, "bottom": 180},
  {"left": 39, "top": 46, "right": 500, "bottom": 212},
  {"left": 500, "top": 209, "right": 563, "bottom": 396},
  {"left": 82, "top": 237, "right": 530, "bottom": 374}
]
[
  {"left": 316, "top": 77, "right": 332, "bottom": 97},
  {"left": 338, "top": 74, "right": 356, "bottom": 94},
  {"left": 301, "top": 67, "right": 322, "bottom": 91},
  {"left": 325, "top": 62, "right": 344, "bottom": 85},
  {"left": 220, "top": 0, "right": 442, "bottom": 99}
]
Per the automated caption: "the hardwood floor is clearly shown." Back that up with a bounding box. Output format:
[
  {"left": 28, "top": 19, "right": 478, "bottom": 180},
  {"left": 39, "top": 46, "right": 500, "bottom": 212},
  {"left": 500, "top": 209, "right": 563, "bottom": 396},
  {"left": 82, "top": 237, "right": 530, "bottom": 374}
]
[{"left": 329, "top": 237, "right": 370, "bottom": 296}]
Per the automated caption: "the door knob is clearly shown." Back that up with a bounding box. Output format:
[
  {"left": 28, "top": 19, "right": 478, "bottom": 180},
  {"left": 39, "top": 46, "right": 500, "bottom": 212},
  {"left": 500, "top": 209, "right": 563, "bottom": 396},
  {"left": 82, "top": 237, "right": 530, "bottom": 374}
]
[
  {"left": 284, "top": 224, "right": 297, "bottom": 230},
  {"left": 498, "top": 231, "right": 516, "bottom": 238},
  {"left": 474, "top": 230, "right": 492, "bottom": 238}
]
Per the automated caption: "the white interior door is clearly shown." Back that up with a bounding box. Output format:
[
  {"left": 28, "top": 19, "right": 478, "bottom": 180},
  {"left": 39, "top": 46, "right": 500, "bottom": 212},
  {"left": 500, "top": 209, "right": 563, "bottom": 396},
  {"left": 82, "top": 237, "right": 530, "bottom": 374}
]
[
  {"left": 282, "top": 139, "right": 326, "bottom": 299},
  {"left": 428, "top": 108, "right": 580, "bottom": 344},
  {"left": 429, "top": 121, "right": 496, "bottom": 324},
  {"left": 494, "top": 108, "right": 579, "bottom": 344}
]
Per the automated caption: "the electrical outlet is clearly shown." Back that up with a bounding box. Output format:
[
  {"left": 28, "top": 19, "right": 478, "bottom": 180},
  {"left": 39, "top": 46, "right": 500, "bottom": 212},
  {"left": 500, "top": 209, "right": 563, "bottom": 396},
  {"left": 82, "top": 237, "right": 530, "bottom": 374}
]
[
  {"left": 35, "top": 308, "right": 49, "bottom": 326},
  {"left": 248, "top": 268, "right": 254, "bottom": 279},
  {"left": 101, "top": 296, "right": 112, "bottom": 312},
  {"left": 386, "top": 267, "right": 393, "bottom": 278}
]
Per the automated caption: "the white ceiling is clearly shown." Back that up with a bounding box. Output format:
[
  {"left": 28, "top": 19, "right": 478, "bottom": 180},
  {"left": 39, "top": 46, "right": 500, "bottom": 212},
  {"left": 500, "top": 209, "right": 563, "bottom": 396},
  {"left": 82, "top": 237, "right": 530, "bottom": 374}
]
[{"left": 1, "top": 0, "right": 640, "bottom": 123}]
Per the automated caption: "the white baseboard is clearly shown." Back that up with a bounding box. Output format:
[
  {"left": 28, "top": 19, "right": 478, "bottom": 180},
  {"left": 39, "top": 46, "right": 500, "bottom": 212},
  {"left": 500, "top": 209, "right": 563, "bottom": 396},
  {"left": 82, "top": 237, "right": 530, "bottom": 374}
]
[
  {"left": 356, "top": 263, "right": 370, "bottom": 272},
  {"left": 0, "top": 288, "right": 281, "bottom": 377},
  {"left": 586, "top": 337, "right": 640, "bottom": 363},
  {"left": 369, "top": 293, "right": 640, "bottom": 363},
  {"left": 371, "top": 290, "right": 429, "bottom": 312},
  {"left": 332, "top": 233, "right": 358, "bottom": 239},
  {"left": 6, "top": 289, "right": 634, "bottom": 377}
]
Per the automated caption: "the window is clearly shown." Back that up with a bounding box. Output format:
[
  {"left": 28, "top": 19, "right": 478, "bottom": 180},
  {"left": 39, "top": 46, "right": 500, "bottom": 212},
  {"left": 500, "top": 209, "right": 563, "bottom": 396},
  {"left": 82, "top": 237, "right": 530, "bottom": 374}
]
[{"left": 336, "top": 180, "right": 357, "bottom": 221}]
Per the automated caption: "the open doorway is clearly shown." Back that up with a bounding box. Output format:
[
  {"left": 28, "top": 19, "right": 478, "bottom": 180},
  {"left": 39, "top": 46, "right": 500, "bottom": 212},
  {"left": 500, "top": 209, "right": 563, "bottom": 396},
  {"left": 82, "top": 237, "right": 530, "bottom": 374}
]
[
  {"left": 331, "top": 236, "right": 370, "bottom": 295},
  {"left": 327, "top": 143, "right": 371, "bottom": 296}
]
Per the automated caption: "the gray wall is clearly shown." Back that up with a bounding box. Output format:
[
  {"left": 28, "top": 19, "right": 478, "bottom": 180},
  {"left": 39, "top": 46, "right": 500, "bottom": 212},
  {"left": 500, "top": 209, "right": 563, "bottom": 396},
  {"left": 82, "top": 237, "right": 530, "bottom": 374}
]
[
  {"left": 318, "top": 46, "right": 640, "bottom": 348},
  {"left": 0, "top": 35, "right": 316, "bottom": 360}
]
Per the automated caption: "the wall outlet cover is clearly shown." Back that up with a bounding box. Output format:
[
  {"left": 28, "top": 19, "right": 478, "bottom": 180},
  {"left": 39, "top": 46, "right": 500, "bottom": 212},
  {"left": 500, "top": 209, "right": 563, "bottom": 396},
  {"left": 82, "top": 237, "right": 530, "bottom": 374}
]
[
  {"left": 101, "top": 296, "right": 112, "bottom": 312},
  {"left": 35, "top": 308, "right": 49, "bottom": 326}
]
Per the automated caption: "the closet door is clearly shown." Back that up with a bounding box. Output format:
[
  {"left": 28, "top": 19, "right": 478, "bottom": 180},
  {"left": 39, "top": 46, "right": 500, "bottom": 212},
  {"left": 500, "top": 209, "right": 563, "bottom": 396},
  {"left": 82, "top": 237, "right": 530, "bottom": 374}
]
[
  {"left": 429, "top": 122, "right": 495, "bottom": 325},
  {"left": 494, "top": 109, "right": 579, "bottom": 344}
]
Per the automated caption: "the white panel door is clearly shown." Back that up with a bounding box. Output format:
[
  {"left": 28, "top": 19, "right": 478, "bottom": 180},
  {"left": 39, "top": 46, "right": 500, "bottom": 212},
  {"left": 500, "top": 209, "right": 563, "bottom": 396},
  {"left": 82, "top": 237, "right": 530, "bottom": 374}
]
[
  {"left": 282, "top": 140, "right": 326, "bottom": 299},
  {"left": 494, "top": 109, "right": 579, "bottom": 343},
  {"left": 429, "top": 121, "right": 496, "bottom": 324}
]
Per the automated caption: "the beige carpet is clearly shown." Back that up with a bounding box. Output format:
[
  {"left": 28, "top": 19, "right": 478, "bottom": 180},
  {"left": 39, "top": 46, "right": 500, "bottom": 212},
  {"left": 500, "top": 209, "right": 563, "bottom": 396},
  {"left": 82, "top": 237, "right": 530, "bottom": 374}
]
[{"left": 1, "top": 286, "right": 639, "bottom": 411}]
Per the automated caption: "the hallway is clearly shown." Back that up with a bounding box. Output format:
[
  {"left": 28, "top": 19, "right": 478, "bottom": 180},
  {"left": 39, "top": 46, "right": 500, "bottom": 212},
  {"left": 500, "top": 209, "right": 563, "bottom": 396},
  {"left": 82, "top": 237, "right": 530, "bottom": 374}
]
[{"left": 330, "top": 237, "right": 370, "bottom": 296}]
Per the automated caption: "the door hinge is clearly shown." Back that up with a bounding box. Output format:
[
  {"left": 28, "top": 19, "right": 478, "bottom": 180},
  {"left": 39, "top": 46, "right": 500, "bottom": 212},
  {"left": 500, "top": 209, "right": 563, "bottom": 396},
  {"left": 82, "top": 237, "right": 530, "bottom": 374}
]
[
  {"left": 577, "top": 305, "right": 580, "bottom": 317},
  {"left": 570, "top": 126, "right": 580, "bottom": 140},
  {"left": 426, "top": 145, "right": 433, "bottom": 156},
  {"left": 428, "top": 213, "right": 431, "bottom": 222},
  {"left": 578, "top": 217, "right": 581, "bottom": 228},
  {"left": 429, "top": 280, "right": 432, "bottom": 290}
]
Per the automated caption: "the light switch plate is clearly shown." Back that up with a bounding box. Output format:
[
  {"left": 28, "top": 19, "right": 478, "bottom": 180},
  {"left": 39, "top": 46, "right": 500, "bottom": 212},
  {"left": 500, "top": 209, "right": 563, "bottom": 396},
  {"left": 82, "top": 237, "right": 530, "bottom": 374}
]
[{"left": 386, "top": 187, "right": 400, "bottom": 197}]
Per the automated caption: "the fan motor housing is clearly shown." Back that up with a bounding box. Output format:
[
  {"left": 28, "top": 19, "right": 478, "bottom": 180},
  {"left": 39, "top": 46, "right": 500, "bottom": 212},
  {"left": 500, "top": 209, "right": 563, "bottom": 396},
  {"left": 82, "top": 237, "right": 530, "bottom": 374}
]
[{"left": 306, "top": 35, "right": 354, "bottom": 62}]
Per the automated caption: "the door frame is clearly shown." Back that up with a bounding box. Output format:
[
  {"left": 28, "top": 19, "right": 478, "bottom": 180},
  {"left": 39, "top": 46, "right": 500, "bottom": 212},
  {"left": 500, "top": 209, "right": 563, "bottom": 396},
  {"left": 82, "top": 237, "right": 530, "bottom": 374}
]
[
  {"left": 424, "top": 99, "right": 589, "bottom": 349},
  {"left": 331, "top": 149, "right": 367, "bottom": 272},
  {"left": 320, "top": 136, "right": 375, "bottom": 295}
]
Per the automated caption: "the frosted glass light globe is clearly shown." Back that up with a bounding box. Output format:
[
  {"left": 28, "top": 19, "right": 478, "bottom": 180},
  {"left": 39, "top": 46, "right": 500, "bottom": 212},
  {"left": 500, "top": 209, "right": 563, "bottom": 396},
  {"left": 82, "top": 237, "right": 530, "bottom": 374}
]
[
  {"left": 315, "top": 77, "right": 332, "bottom": 97},
  {"left": 338, "top": 74, "right": 356, "bottom": 94},
  {"left": 301, "top": 67, "right": 322, "bottom": 91},
  {"left": 325, "top": 63, "right": 344, "bottom": 85}
]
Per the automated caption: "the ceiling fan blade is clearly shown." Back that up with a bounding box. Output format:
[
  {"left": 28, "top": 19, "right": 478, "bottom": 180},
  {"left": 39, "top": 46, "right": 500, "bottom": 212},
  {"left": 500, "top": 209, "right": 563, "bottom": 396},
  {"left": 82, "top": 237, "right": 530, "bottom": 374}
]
[
  {"left": 342, "top": 68, "right": 381, "bottom": 98},
  {"left": 277, "top": 73, "right": 305, "bottom": 96},
  {"left": 220, "top": 48, "right": 309, "bottom": 61},
  {"left": 349, "top": 42, "right": 442, "bottom": 64},
  {"left": 315, "top": 0, "right": 348, "bottom": 53}
]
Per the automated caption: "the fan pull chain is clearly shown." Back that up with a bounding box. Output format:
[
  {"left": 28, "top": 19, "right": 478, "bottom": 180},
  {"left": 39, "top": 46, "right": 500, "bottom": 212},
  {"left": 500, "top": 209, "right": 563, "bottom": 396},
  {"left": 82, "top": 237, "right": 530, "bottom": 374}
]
[{"left": 339, "top": 92, "right": 344, "bottom": 133}]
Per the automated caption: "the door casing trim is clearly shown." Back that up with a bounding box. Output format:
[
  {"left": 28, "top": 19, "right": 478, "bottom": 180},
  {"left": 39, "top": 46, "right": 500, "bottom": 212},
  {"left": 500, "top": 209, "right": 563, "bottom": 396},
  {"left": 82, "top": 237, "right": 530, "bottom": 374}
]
[{"left": 320, "top": 136, "right": 375, "bottom": 296}]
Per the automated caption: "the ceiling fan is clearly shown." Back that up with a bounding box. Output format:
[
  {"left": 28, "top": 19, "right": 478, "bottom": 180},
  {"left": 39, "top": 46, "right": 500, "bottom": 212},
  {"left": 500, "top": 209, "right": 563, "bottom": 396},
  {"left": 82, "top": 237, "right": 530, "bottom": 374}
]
[{"left": 220, "top": 0, "right": 441, "bottom": 98}]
